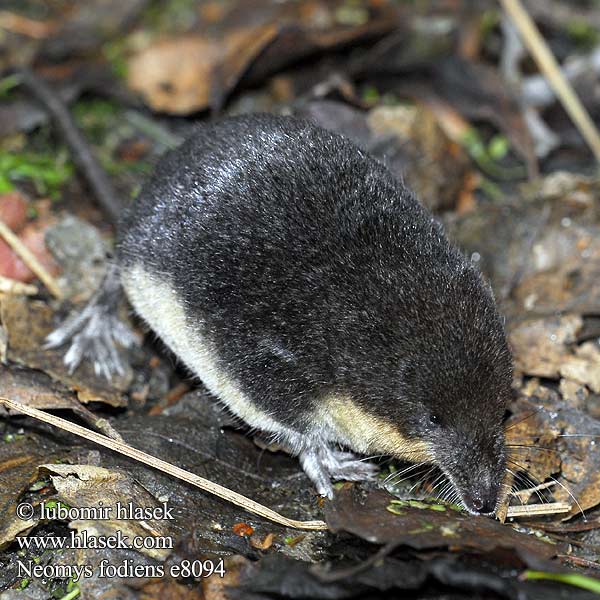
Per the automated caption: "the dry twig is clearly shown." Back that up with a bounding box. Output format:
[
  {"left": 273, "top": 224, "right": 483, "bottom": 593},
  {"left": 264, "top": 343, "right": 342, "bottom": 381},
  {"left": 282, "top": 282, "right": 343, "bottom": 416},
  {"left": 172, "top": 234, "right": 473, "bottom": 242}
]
[
  {"left": 17, "top": 68, "right": 122, "bottom": 223},
  {"left": 500, "top": 0, "right": 600, "bottom": 163},
  {"left": 506, "top": 502, "right": 571, "bottom": 518},
  {"left": 511, "top": 480, "right": 555, "bottom": 501}
]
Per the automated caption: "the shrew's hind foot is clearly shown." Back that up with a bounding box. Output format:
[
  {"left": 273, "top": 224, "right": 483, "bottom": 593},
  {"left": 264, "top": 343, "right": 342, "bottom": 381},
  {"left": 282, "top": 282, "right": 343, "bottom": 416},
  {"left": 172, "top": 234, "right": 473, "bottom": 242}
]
[
  {"left": 299, "top": 444, "right": 378, "bottom": 499},
  {"left": 45, "top": 263, "right": 137, "bottom": 379}
]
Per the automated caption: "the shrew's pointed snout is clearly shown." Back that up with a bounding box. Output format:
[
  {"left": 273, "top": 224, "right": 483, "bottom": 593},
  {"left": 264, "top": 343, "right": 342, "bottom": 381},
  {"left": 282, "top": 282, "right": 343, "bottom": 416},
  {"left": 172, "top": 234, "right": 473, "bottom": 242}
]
[
  {"left": 435, "top": 427, "right": 507, "bottom": 516},
  {"left": 462, "top": 487, "right": 499, "bottom": 515},
  {"left": 459, "top": 463, "right": 504, "bottom": 515}
]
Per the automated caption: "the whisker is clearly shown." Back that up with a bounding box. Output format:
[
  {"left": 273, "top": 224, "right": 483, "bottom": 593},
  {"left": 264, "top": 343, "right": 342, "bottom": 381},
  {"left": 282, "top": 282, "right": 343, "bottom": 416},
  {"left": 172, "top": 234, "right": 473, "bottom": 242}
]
[
  {"left": 507, "top": 463, "right": 553, "bottom": 505},
  {"left": 544, "top": 475, "right": 585, "bottom": 520},
  {"left": 505, "top": 467, "right": 527, "bottom": 505},
  {"left": 505, "top": 409, "right": 543, "bottom": 431},
  {"left": 438, "top": 481, "right": 455, "bottom": 503},
  {"left": 507, "top": 458, "right": 586, "bottom": 520},
  {"left": 506, "top": 444, "right": 560, "bottom": 454},
  {"left": 406, "top": 466, "right": 436, "bottom": 495},
  {"left": 427, "top": 472, "right": 449, "bottom": 500},
  {"left": 383, "top": 461, "right": 424, "bottom": 483},
  {"left": 385, "top": 461, "right": 430, "bottom": 485},
  {"left": 506, "top": 462, "right": 548, "bottom": 504},
  {"left": 358, "top": 453, "right": 388, "bottom": 463}
]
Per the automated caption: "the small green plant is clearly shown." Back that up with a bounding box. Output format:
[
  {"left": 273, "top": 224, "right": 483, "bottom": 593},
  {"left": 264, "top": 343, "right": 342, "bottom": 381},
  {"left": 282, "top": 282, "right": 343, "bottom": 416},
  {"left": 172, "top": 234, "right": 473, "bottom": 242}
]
[
  {"left": 3, "top": 431, "right": 25, "bottom": 443},
  {"left": 480, "top": 10, "right": 500, "bottom": 39},
  {"left": 43, "top": 500, "right": 72, "bottom": 512},
  {"left": 525, "top": 570, "right": 600, "bottom": 594},
  {"left": 0, "top": 74, "right": 22, "bottom": 98},
  {"left": 461, "top": 129, "right": 525, "bottom": 180},
  {"left": 566, "top": 19, "right": 600, "bottom": 50},
  {"left": 58, "top": 576, "right": 81, "bottom": 600}
]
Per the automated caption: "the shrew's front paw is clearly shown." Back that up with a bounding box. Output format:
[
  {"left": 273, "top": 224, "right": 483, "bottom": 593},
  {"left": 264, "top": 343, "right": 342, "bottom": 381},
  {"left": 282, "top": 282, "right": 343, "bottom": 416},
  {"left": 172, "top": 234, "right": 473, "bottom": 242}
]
[
  {"left": 299, "top": 445, "right": 378, "bottom": 499},
  {"left": 324, "top": 450, "right": 379, "bottom": 483}
]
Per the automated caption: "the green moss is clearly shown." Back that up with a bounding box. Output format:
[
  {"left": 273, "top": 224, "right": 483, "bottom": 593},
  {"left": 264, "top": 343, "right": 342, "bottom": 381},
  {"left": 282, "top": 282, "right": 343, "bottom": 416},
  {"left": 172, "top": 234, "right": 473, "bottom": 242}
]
[
  {"left": 386, "top": 505, "right": 406, "bottom": 515},
  {"left": 0, "top": 149, "right": 72, "bottom": 197},
  {"left": 488, "top": 135, "right": 509, "bottom": 160},
  {"left": 102, "top": 39, "right": 129, "bottom": 79},
  {"left": 408, "top": 522, "right": 435, "bottom": 534},
  {"left": 362, "top": 85, "right": 380, "bottom": 105},
  {"left": 29, "top": 479, "right": 48, "bottom": 492},
  {"left": 142, "top": 0, "right": 199, "bottom": 32},
  {"left": 388, "top": 499, "right": 447, "bottom": 511}
]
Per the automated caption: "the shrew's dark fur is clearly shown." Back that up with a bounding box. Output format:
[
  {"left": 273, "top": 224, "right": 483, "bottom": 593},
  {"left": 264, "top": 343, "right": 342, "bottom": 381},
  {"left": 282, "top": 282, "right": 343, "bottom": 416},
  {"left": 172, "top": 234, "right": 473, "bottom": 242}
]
[{"left": 104, "top": 114, "right": 512, "bottom": 512}]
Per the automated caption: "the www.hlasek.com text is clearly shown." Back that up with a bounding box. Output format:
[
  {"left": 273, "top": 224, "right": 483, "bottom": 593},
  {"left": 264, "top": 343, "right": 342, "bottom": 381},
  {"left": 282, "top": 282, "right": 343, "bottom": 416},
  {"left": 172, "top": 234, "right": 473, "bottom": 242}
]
[{"left": 17, "top": 528, "right": 173, "bottom": 551}]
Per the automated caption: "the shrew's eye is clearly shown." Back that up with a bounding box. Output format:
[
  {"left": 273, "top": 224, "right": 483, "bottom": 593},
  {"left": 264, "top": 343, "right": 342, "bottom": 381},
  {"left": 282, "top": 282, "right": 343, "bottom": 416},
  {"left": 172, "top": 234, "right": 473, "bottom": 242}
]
[{"left": 429, "top": 413, "right": 441, "bottom": 426}]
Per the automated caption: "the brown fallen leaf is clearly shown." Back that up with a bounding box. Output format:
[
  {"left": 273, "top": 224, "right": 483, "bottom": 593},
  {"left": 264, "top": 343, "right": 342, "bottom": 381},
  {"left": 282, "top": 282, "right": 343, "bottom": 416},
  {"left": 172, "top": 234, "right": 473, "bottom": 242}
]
[
  {"left": 201, "top": 555, "right": 248, "bottom": 600},
  {"left": 0, "top": 363, "right": 77, "bottom": 410},
  {"left": 509, "top": 390, "right": 600, "bottom": 519},
  {"left": 41, "top": 463, "right": 177, "bottom": 561},
  {"left": 367, "top": 103, "right": 471, "bottom": 212},
  {"left": 128, "top": 0, "right": 398, "bottom": 115},
  {"left": 0, "top": 10, "right": 57, "bottom": 39},
  {"left": 250, "top": 531, "right": 275, "bottom": 550},
  {"left": 505, "top": 394, "right": 562, "bottom": 485},
  {"left": 128, "top": 36, "right": 222, "bottom": 114},
  {"left": 0, "top": 427, "right": 64, "bottom": 547},
  {"left": 210, "top": 24, "right": 280, "bottom": 110},
  {"left": 0, "top": 221, "right": 60, "bottom": 285},
  {"left": 0, "top": 294, "right": 129, "bottom": 406},
  {"left": 127, "top": 24, "right": 282, "bottom": 115}
]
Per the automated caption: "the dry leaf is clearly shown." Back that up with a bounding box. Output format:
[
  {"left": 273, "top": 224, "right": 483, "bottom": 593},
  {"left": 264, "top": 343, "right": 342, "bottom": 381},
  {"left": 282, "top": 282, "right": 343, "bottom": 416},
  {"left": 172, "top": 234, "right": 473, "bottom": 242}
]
[
  {"left": 41, "top": 463, "right": 176, "bottom": 560},
  {"left": 128, "top": 36, "right": 221, "bottom": 114},
  {"left": 0, "top": 294, "right": 129, "bottom": 406}
]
